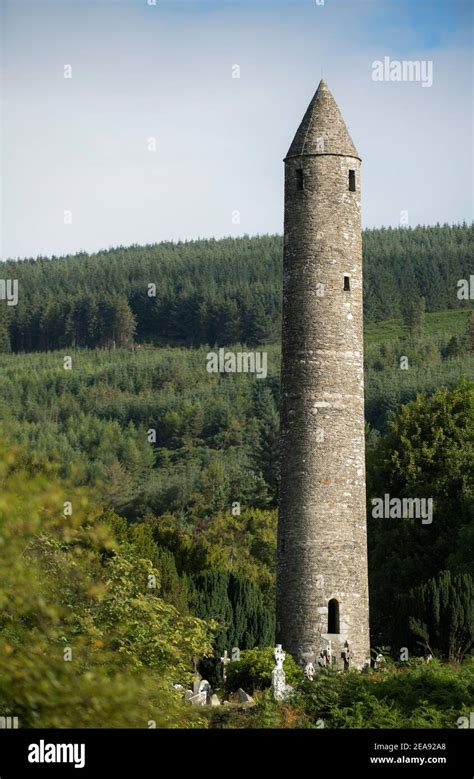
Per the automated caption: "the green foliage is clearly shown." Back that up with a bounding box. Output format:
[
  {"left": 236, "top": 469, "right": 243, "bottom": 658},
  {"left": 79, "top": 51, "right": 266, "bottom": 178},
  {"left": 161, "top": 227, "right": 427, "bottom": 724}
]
[
  {"left": 0, "top": 226, "right": 472, "bottom": 727},
  {"left": 467, "top": 312, "right": 474, "bottom": 352},
  {"left": 0, "top": 445, "right": 213, "bottom": 727},
  {"left": 2, "top": 224, "right": 472, "bottom": 353},
  {"left": 0, "top": 345, "right": 471, "bottom": 663},
  {"left": 191, "top": 571, "right": 275, "bottom": 657},
  {"left": 0, "top": 333, "right": 470, "bottom": 527},
  {"left": 368, "top": 379, "right": 474, "bottom": 649},
  {"left": 365, "top": 308, "right": 470, "bottom": 347},
  {"left": 443, "top": 335, "right": 463, "bottom": 359},
  {"left": 224, "top": 647, "right": 302, "bottom": 694},
  {"left": 101, "top": 510, "right": 191, "bottom": 612},
  {"left": 402, "top": 296, "right": 426, "bottom": 340},
  {"left": 408, "top": 571, "right": 474, "bottom": 661},
  {"left": 215, "top": 661, "right": 474, "bottom": 729}
]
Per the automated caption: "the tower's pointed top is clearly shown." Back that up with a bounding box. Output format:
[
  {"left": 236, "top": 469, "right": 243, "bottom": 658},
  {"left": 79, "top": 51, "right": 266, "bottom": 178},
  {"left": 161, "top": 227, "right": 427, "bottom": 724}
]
[{"left": 286, "top": 80, "right": 360, "bottom": 160}]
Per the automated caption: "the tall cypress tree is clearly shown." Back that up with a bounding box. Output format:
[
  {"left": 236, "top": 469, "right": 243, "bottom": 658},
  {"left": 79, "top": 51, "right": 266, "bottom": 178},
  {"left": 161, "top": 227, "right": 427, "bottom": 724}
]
[{"left": 408, "top": 571, "right": 474, "bottom": 661}]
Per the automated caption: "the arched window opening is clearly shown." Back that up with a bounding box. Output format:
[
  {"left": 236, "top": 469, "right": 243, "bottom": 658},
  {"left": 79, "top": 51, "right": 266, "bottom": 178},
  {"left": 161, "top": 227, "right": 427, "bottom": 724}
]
[{"left": 328, "top": 598, "right": 340, "bottom": 634}]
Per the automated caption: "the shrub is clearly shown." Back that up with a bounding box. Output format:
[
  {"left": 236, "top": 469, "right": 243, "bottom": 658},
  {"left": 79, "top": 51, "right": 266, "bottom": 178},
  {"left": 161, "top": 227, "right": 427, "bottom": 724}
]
[
  {"left": 292, "top": 661, "right": 474, "bottom": 729},
  {"left": 0, "top": 444, "right": 214, "bottom": 727}
]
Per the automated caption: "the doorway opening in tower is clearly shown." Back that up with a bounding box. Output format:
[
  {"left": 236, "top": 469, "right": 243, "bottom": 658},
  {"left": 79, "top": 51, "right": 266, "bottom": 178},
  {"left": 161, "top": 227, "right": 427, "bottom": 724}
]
[{"left": 328, "top": 599, "right": 340, "bottom": 633}]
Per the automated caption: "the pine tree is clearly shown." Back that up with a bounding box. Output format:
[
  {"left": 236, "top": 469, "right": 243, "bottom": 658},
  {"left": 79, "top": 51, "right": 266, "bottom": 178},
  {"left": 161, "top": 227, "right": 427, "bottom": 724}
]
[{"left": 112, "top": 297, "right": 137, "bottom": 348}]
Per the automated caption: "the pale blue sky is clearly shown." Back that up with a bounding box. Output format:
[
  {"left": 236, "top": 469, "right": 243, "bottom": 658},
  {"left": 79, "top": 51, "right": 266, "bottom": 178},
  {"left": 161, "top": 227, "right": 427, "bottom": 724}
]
[{"left": 1, "top": 0, "right": 472, "bottom": 260}]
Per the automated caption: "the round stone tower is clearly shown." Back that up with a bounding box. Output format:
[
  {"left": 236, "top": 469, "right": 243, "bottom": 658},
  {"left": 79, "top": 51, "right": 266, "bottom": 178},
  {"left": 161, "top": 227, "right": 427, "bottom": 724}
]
[{"left": 276, "top": 80, "right": 370, "bottom": 670}]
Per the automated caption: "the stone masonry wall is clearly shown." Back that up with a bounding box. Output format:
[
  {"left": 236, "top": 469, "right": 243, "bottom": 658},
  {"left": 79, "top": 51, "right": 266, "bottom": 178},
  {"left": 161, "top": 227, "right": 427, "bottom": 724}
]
[{"left": 276, "top": 151, "right": 370, "bottom": 669}]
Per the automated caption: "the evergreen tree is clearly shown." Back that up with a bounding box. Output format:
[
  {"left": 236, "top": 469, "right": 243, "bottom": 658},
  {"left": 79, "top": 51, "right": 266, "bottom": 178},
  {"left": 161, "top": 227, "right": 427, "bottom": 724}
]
[
  {"left": 408, "top": 571, "right": 474, "bottom": 661},
  {"left": 368, "top": 379, "right": 474, "bottom": 649},
  {"left": 466, "top": 312, "right": 474, "bottom": 352},
  {"left": 403, "top": 296, "right": 426, "bottom": 340},
  {"left": 191, "top": 570, "right": 275, "bottom": 681},
  {"left": 1, "top": 225, "right": 472, "bottom": 351}
]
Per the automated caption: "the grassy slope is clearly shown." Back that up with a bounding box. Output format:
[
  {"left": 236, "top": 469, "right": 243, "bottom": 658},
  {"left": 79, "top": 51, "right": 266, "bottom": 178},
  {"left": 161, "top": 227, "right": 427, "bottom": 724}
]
[{"left": 365, "top": 309, "right": 470, "bottom": 346}]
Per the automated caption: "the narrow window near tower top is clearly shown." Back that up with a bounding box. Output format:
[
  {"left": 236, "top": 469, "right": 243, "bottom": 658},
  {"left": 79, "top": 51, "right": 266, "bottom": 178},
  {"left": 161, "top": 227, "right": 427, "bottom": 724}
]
[
  {"left": 328, "top": 599, "right": 340, "bottom": 634},
  {"left": 343, "top": 274, "right": 351, "bottom": 292},
  {"left": 349, "top": 169, "right": 356, "bottom": 192},
  {"left": 296, "top": 168, "right": 304, "bottom": 190}
]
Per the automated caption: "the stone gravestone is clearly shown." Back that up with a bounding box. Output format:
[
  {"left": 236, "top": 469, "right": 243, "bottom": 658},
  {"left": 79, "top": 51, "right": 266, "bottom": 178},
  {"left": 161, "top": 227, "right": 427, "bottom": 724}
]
[
  {"left": 304, "top": 662, "right": 315, "bottom": 680},
  {"left": 198, "top": 679, "right": 211, "bottom": 704},
  {"left": 302, "top": 651, "right": 316, "bottom": 680},
  {"left": 341, "top": 641, "right": 351, "bottom": 671},
  {"left": 317, "top": 640, "right": 332, "bottom": 669},
  {"left": 237, "top": 688, "right": 254, "bottom": 704},
  {"left": 186, "top": 676, "right": 210, "bottom": 706},
  {"left": 271, "top": 644, "right": 287, "bottom": 701},
  {"left": 326, "top": 640, "right": 333, "bottom": 667},
  {"left": 192, "top": 673, "right": 202, "bottom": 695},
  {"left": 317, "top": 650, "right": 326, "bottom": 669},
  {"left": 374, "top": 653, "right": 385, "bottom": 671},
  {"left": 185, "top": 691, "right": 202, "bottom": 705}
]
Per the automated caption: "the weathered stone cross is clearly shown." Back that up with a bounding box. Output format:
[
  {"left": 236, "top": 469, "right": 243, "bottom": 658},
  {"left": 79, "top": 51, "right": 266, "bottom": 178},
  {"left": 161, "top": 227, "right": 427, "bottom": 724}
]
[
  {"left": 274, "top": 644, "right": 285, "bottom": 669},
  {"left": 220, "top": 650, "right": 231, "bottom": 680}
]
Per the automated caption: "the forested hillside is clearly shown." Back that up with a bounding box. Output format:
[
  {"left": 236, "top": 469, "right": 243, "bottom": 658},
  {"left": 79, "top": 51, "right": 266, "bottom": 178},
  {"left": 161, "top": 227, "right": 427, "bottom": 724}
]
[
  {"left": 0, "top": 225, "right": 472, "bottom": 726},
  {"left": 0, "top": 309, "right": 471, "bottom": 520},
  {"left": 1, "top": 223, "right": 472, "bottom": 352},
  {"left": 0, "top": 307, "right": 472, "bottom": 662}
]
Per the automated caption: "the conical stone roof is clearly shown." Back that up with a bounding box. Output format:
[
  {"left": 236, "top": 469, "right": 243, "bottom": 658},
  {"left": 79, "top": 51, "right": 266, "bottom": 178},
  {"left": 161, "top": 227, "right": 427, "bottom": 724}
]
[{"left": 286, "top": 80, "right": 360, "bottom": 160}]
